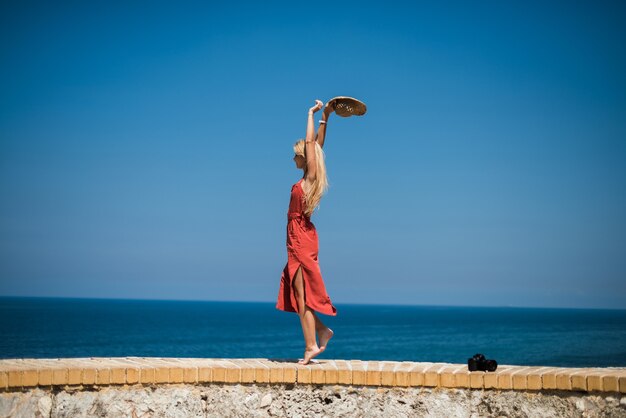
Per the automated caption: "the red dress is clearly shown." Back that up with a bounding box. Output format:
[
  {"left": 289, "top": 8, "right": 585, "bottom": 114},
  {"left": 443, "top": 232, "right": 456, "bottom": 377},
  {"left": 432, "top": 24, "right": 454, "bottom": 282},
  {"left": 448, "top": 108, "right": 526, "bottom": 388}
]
[{"left": 276, "top": 178, "right": 337, "bottom": 316}]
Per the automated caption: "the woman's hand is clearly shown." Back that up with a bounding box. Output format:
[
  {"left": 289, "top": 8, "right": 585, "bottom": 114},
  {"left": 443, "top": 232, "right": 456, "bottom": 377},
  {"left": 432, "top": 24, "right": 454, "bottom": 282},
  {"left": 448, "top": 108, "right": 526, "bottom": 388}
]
[
  {"left": 322, "top": 100, "right": 335, "bottom": 119},
  {"left": 309, "top": 99, "right": 324, "bottom": 114}
]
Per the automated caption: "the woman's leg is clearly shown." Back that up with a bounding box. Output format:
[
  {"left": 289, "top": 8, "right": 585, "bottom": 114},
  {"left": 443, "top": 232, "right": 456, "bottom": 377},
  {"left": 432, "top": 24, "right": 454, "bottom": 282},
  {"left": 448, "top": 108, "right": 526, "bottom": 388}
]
[
  {"left": 293, "top": 265, "right": 322, "bottom": 364},
  {"left": 311, "top": 311, "right": 334, "bottom": 351}
]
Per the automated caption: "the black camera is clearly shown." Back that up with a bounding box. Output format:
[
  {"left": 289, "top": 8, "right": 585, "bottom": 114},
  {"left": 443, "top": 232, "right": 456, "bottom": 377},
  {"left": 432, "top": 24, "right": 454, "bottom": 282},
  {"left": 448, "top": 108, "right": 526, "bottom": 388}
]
[{"left": 467, "top": 353, "right": 498, "bottom": 372}]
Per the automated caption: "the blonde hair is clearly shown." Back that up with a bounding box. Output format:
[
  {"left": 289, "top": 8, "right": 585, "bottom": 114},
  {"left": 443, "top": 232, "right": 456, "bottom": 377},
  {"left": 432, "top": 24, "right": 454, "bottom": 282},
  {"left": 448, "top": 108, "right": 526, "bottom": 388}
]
[{"left": 293, "top": 139, "right": 329, "bottom": 216}]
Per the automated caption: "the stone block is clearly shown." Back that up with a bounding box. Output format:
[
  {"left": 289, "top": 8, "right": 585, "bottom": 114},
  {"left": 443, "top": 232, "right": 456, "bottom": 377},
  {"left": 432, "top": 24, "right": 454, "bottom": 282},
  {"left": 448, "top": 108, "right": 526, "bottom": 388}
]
[
  {"left": 296, "top": 365, "right": 311, "bottom": 384},
  {"left": 408, "top": 363, "right": 433, "bottom": 387},
  {"left": 7, "top": 371, "right": 21, "bottom": 388},
  {"left": 110, "top": 367, "right": 126, "bottom": 385},
  {"left": 139, "top": 367, "right": 155, "bottom": 384},
  {"left": 438, "top": 366, "right": 458, "bottom": 388},
  {"left": 126, "top": 367, "right": 140, "bottom": 384},
  {"left": 67, "top": 368, "right": 82, "bottom": 385},
  {"left": 512, "top": 367, "right": 530, "bottom": 390},
  {"left": 169, "top": 367, "right": 184, "bottom": 383},
  {"left": 570, "top": 370, "right": 587, "bottom": 392},
  {"left": 283, "top": 365, "right": 297, "bottom": 383},
  {"left": 366, "top": 361, "right": 382, "bottom": 386},
  {"left": 393, "top": 362, "right": 414, "bottom": 387},
  {"left": 334, "top": 360, "right": 352, "bottom": 385},
  {"left": 423, "top": 364, "right": 440, "bottom": 387},
  {"left": 555, "top": 370, "right": 572, "bottom": 390},
  {"left": 211, "top": 366, "right": 226, "bottom": 383},
  {"left": 337, "top": 369, "right": 352, "bottom": 385},
  {"left": 320, "top": 362, "right": 338, "bottom": 384},
  {"left": 469, "top": 371, "right": 484, "bottom": 389},
  {"left": 351, "top": 361, "right": 366, "bottom": 386},
  {"left": 238, "top": 360, "right": 260, "bottom": 383},
  {"left": 154, "top": 367, "right": 169, "bottom": 384},
  {"left": 310, "top": 364, "right": 325, "bottom": 384},
  {"left": 225, "top": 365, "right": 241, "bottom": 383},
  {"left": 82, "top": 368, "right": 97, "bottom": 385},
  {"left": 496, "top": 367, "right": 515, "bottom": 390},
  {"left": 601, "top": 375, "right": 618, "bottom": 392},
  {"left": 541, "top": 368, "right": 558, "bottom": 390},
  {"left": 39, "top": 369, "right": 55, "bottom": 384},
  {"left": 239, "top": 361, "right": 255, "bottom": 384},
  {"left": 52, "top": 368, "right": 68, "bottom": 386},
  {"left": 483, "top": 370, "right": 498, "bottom": 389},
  {"left": 22, "top": 370, "right": 38, "bottom": 387},
  {"left": 95, "top": 368, "right": 110, "bottom": 385},
  {"left": 248, "top": 361, "right": 269, "bottom": 383},
  {"left": 586, "top": 374, "right": 602, "bottom": 392},
  {"left": 198, "top": 367, "right": 212, "bottom": 383},
  {"left": 453, "top": 366, "right": 470, "bottom": 388},
  {"left": 525, "top": 367, "right": 545, "bottom": 390},
  {"left": 380, "top": 362, "right": 397, "bottom": 386},
  {"left": 269, "top": 364, "right": 284, "bottom": 383},
  {"left": 0, "top": 371, "right": 7, "bottom": 390}
]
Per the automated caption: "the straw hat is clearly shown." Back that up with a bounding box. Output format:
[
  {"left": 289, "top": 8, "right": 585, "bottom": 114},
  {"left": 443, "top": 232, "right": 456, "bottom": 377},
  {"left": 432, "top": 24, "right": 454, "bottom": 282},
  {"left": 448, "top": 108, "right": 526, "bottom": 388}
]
[{"left": 326, "top": 96, "right": 367, "bottom": 117}]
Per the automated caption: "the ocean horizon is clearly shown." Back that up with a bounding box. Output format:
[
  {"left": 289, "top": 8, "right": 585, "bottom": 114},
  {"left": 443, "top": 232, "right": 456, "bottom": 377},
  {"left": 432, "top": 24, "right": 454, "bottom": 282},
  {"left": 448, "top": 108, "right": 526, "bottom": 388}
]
[{"left": 2, "top": 296, "right": 625, "bottom": 368}]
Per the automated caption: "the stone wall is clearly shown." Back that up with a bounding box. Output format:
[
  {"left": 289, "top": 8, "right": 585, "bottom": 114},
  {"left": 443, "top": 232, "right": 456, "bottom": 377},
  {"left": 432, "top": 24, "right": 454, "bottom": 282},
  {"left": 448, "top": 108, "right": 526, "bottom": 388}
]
[{"left": 1, "top": 357, "right": 625, "bottom": 417}]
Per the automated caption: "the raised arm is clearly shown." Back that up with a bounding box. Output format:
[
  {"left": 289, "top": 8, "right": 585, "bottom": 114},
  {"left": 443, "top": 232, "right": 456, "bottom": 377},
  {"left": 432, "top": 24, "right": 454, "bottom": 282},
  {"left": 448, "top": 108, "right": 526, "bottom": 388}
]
[
  {"left": 305, "top": 100, "right": 323, "bottom": 181},
  {"left": 315, "top": 101, "right": 335, "bottom": 149}
]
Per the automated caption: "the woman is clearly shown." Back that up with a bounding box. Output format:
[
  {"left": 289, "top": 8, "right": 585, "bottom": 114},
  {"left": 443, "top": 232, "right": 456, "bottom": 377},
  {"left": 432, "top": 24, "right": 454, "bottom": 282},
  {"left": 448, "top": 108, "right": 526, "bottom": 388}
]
[{"left": 276, "top": 99, "right": 337, "bottom": 365}]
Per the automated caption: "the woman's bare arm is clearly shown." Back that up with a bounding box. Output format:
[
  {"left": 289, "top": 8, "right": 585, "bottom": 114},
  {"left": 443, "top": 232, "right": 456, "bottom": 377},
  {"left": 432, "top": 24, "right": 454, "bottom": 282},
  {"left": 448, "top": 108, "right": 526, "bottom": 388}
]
[
  {"left": 315, "top": 102, "right": 335, "bottom": 149},
  {"left": 305, "top": 100, "right": 323, "bottom": 182}
]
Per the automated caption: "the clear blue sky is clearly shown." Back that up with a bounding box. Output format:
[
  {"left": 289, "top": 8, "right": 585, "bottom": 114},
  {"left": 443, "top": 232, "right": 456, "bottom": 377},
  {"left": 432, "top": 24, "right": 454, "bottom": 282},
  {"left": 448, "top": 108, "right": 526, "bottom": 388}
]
[{"left": 1, "top": 1, "right": 625, "bottom": 309}]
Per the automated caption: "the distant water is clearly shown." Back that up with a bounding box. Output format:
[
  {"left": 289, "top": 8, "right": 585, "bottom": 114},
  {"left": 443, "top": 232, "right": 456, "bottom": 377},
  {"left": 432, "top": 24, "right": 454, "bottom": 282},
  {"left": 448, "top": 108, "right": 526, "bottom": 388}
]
[{"left": 1, "top": 297, "right": 625, "bottom": 367}]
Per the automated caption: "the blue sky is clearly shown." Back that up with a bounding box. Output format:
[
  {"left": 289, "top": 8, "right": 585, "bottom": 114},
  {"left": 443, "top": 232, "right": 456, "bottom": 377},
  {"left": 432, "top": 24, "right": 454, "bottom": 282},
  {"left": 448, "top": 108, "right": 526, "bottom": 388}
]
[{"left": 1, "top": 1, "right": 625, "bottom": 309}]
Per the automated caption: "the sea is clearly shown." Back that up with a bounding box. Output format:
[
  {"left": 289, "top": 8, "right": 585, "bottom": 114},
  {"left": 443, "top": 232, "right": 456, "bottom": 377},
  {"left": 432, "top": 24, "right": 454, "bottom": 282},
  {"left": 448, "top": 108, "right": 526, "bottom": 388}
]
[{"left": 1, "top": 296, "right": 625, "bottom": 368}]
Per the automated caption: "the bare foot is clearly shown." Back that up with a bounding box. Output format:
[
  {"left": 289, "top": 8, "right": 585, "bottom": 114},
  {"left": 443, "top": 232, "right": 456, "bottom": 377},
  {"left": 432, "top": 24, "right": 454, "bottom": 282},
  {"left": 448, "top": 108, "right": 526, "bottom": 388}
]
[
  {"left": 317, "top": 327, "right": 334, "bottom": 353},
  {"left": 298, "top": 346, "right": 322, "bottom": 365}
]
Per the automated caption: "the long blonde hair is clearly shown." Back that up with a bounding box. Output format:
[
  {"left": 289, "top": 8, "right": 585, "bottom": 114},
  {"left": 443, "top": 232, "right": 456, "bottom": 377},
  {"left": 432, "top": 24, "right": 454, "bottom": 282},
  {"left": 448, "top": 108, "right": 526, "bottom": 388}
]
[{"left": 293, "top": 139, "right": 329, "bottom": 216}]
